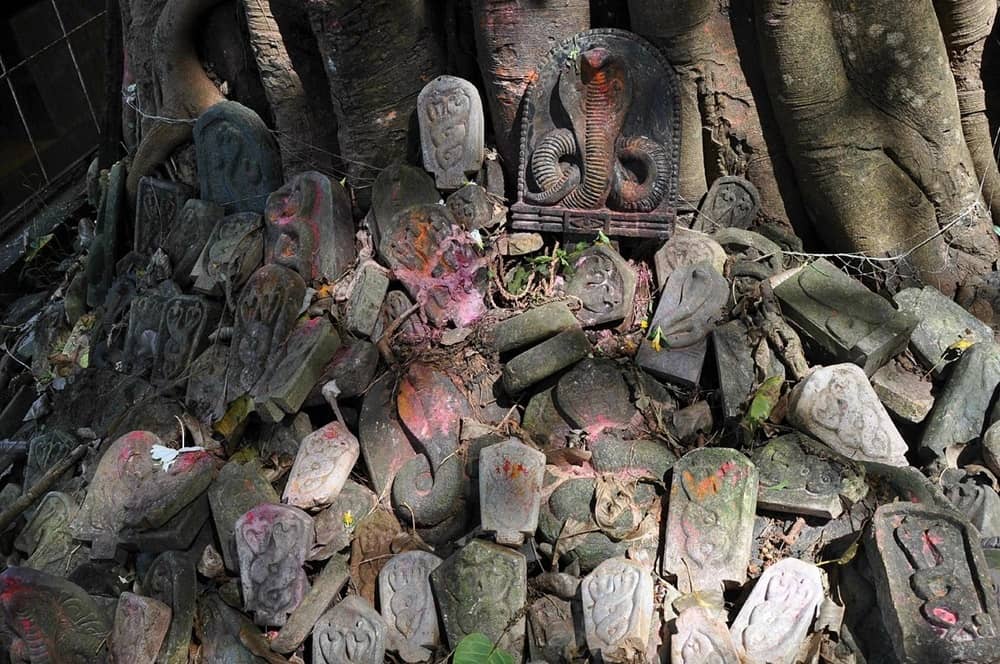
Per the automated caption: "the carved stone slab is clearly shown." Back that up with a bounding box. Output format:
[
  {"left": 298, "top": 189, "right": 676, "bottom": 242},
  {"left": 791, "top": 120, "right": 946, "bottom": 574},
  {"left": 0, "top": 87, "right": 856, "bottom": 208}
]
[
  {"left": 86, "top": 160, "right": 124, "bottom": 307},
  {"left": 941, "top": 469, "right": 1000, "bottom": 539},
  {"left": 123, "top": 281, "right": 180, "bottom": 375},
  {"left": 695, "top": 175, "right": 760, "bottom": 231},
  {"left": 788, "top": 363, "right": 909, "bottom": 466},
  {"left": 866, "top": 503, "right": 1000, "bottom": 663},
  {"left": 225, "top": 264, "right": 306, "bottom": 404},
  {"left": 555, "top": 358, "right": 636, "bottom": 435},
  {"left": 184, "top": 344, "right": 228, "bottom": 424},
  {"left": 636, "top": 262, "right": 728, "bottom": 387},
  {"left": 15, "top": 491, "right": 88, "bottom": 577},
  {"left": 654, "top": 227, "right": 727, "bottom": 288},
  {"left": 346, "top": 261, "right": 390, "bottom": 338},
  {"left": 0, "top": 567, "right": 111, "bottom": 663},
  {"left": 730, "top": 558, "right": 825, "bottom": 664},
  {"left": 119, "top": 492, "right": 210, "bottom": 553},
  {"left": 378, "top": 551, "right": 443, "bottom": 662},
  {"left": 351, "top": 508, "right": 403, "bottom": 605},
  {"left": 713, "top": 319, "right": 784, "bottom": 422},
  {"left": 145, "top": 551, "right": 196, "bottom": 664},
  {"left": 479, "top": 439, "right": 546, "bottom": 546},
  {"left": 163, "top": 199, "right": 223, "bottom": 286},
  {"left": 155, "top": 294, "right": 218, "bottom": 384},
  {"left": 264, "top": 171, "right": 356, "bottom": 281},
  {"left": 369, "top": 162, "right": 440, "bottom": 249},
  {"left": 418, "top": 75, "right": 485, "bottom": 190},
  {"left": 283, "top": 421, "right": 360, "bottom": 510},
  {"left": 193, "top": 100, "right": 283, "bottom": 214},
  {"left": 662, "top": 447, "right": 758, "bottom": 593},
  {"left": 234, "top": 503, "right": 314, "bottom": 626},
  {"left": 313, "top": 595, "right": 387, "bottom": 664},
  {"left": 381, "top": 204, "right": 488, "bottom": 327},
  {"left": 311, "top": 480, "right": 377, "bottom": 560},
  {"left": 581, "top": 557, "right": 654, "bottom": 662},
  {"left": 512, "top": 28, "right": 680, "bottom": 239},
  {"left": 752, "top": 433, "right": 868, "bottom": 519},
  {"left": 527, "top": 594, "right": 581, "bottom": 662},
  {"left": 446, "top": 183, "right": 493, "bottom": 229},
  {"left": 134, "top": 176, "right": 192, "bottom": 255},
  {"left": 894, "top": 286, "right": 994, "bottom": 374},
  {"left": 773, "top": 258, "right": 917, "bottom": 375},
  {"left": 196, "top": 593, "right": 261, "bottom": 664},
  {"left": 358, "top": 373, "right": 418, "bottom": 498},
  {"left": 191, "top": 211, "right": 264, "bottom": 296},
  {"left": 208, "top": 460, "right": 280, "bottom": 572},
  {"left": 431, "top": 540, "right": 527, "bottom": 654},
  {"left": 564, "top": 244, "right": 637, "bottom": 327},
  {"left": 23, "top": 429, "right": 75, "bottom": 498},
  {"left": 111, "top": 592, "right": 172, "bottom": 664},
  {"left": 672, "top": 607, "right": 739, "bottom": 664}
]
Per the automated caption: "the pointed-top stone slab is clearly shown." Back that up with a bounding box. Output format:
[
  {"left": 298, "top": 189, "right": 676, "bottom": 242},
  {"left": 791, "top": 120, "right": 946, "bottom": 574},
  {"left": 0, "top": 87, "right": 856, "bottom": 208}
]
[
  {"left": 654, "top": 227, "right": 727, "bottom": 288},
  {"left": 111, "top": 592, "right": 172, "bottom": 664},
  {"left": 313, "top": 595, "right": 387, "bottom": 664},
  {"left": 564, "top": 244, "right": 637, "bottom": 327},
  {"left": 479, "top": 438, "right": 546, "bottom": 546},
  {"left": 695, "top": 175, "right": 760, "bottom": 231},
  {"left": 134, "top": 176, "right": 192, "bottom": 255},
  {"left": 581, "top": 557, "right": 654, "bottom": 663},
  {"left": 283, "top": 421, "right": 360, "bottom": 510},
  {"left": 673, "top": 606, "right": 740, "bottom": 664},
  {"left": 379, "top": 551, "right": 443, "bottom": 662},
  {"left": 418, "top": 75, "right": 485, "bottom": 190}
]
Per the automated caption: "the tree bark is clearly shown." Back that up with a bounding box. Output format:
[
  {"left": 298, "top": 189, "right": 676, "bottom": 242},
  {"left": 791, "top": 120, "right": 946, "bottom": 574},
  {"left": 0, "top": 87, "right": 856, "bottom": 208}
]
[{"left": 100, "top": 0, "right": 124, "bottom": 169}]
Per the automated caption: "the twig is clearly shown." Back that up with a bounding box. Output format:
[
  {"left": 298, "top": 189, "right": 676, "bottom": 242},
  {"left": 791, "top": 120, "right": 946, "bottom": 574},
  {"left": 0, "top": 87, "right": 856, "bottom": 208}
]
[
  {"left": 375, "top": 302, "right": 421, "bottom": 367},
  {"left": 0, "top": 442, "right": 88, "bottom": 532}
]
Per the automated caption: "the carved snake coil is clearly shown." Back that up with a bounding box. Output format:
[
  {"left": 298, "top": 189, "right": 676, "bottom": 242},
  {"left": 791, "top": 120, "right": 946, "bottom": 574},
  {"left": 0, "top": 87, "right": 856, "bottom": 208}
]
[{"left": 527, "top": 47, "right": 669, "bottom": 212}]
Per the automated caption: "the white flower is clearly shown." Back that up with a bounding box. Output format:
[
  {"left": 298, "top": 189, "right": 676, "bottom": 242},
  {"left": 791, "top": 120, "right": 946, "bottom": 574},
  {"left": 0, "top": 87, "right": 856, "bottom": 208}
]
[{"left": 151, "top": 444, "right": 206, "bottom": 472}]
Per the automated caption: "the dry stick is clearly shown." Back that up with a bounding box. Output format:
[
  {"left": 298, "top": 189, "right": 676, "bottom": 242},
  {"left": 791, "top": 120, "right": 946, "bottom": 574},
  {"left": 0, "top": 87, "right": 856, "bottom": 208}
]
[
  {"left": 375, "top": 301, "right": 421, "bottom": 367},
  {"left": 0, "top": 442, "right": 89, "bottom": 532}
]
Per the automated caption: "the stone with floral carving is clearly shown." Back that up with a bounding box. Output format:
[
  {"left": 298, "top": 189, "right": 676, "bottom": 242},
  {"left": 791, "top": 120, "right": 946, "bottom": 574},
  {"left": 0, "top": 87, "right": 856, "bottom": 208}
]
[
  {"left": 283, "top": 421, "right": 360, "bottom": 509},
  {"left": 654, "top": 227, "right": 727, "bottom": 287},
  {"left": 564, "top": 244, "right": 637, "bottom": 327},
  {"left": 695, "top": 175, "right": 760, "bottom": 231},
  {"left": 378, "top": 551, "right": 443, "bottom": 662},
  {"left": 134, "top": 176, "right": 192, "bottom": 255},
  {"left": 14, "top": 491, "right": 88, "bottom": 577},
  {"left": 672, "top": 607, "right": 739, "bottom": 664},
  {"left": 190, "top": 211, "right": 264, "bottom": 296},
  {"left": 313, "top": 595, "right": 387, "bottom": 664},
  {"left": 479, "top": 439, "right": 546, "bottom": 546},
  {"left": 581, "top": 557, "right": 654, "bottom": 662},
  {"left": 418, "top": 75, "right": 485, "bottom": 190},
  {"left": 110, "top": 592, "right": 172, "bottom": 664}
]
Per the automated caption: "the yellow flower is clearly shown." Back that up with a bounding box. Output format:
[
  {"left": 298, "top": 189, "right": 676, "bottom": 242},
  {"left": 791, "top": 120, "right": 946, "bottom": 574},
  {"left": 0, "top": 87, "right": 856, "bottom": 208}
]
[
  {"left": 650, "top": 326, "right": 664, "bottom": 352},
  {"left": 639, "top": 319, "right": 649, "bottom": 330},
  {"left": 342, "top": 510, "right": 355, "bottom": 529}
]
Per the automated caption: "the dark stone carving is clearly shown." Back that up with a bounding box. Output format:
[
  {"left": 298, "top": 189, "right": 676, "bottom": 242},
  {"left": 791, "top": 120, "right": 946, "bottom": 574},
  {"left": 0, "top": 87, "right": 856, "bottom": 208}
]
[
  {"left": 512, "top": 29, "right": 680, "bottom": 239},
  {"left": 358, "top": 373, "right": 418, "bottom": 499},
  {"left": 369, "top": 163, "right": 440, "bottom": 250},
  {"left": 123, "top": 281, "right": 180, "bottom": 375},
  {"left": 694, "top": 175, "right": 760, "bottom": 231},
  {"left": 191, "top": 212, "right": 264, "bottom": 297},
  {"left": 446, "top": 184, "right": 494, "bottom": 230},
  {"left": 564, "top": 244, "right": 637, "bottom": 327},
  {"left": 14, "top": 491, "right": 88, "bottom": 577},
  {"left": 313, "top": 595, "right": 387, "bottom": 664},
  {"left": 163, "top": 199, "right": 223, "bottom": 286},
  {"left": 134, "top": 176, "right": 192, "bottom": 255},
  {"left": 145, "top": 551, "right": 196, "bottom": 664},
  {"left": 155, "top": 295, "right": 218, "bottom": 384},
  {"left": 418, "top": 75, "right": 485, "bottom": 190},
  {"left": 193, "top": 100, "right": 283, "bottom": 214}
]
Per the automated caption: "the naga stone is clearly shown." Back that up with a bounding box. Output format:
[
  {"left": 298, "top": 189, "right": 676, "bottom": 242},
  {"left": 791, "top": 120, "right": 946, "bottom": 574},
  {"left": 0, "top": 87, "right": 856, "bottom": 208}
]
[
  {"left": 554, "top": 358, "right": 636, "bottom": 435},
  {"left": 191, "top": 211, "right": 264, "bottom": 296},
  {"left": 307, "top": 340, "right": 379, "bottom": 405},
  {"left": 110, "top": 592, "right": 171, "bottom": 664},
  {"left": 920, "top": 342, "right": 1000, "bottom": 459},
  {"left": 654, "top": 226, "right": 727, "bottom": 287},
  {"left": 870, "top": 360, "right": 935, "bottom": 424},
  {"left": 271, "top": 555, "right": 350, "bottom": 654},
  {"left": 753, "top": 433, "right": 868, "bottom": 519},
  {"left": 23, "top": 429, "right": 75, "bottom": 493},
  {"left": 163, "top": 199, "right": 223, "bottom": 286},
  {"left": 118, "top": 493, "right": 210, "bottom": 553},
  {"left": 359, "top": 373, "right": 417, "bottom": 498},
  {"left": 430, "top": 539, "right": 527, "bottom": 655},
  {"left": 694, "top": 175, "right": 761, "bottom": 231},
  {"left": 283, "top": 421, "right": 360, "bottom": 510},
  {"left": 193, "top": 100, "right": 283, "bottom": 214},
  {"left": 313, "top": 595, "right": 387, "bottom": 664},
  {"left": 346, "top": 261, "right": 390, "bottom": 338},
  {"left": 729, "top": 558, "right": 825, "bottom": 664},
  {"left": 379, "top": 551, "right": 443, "bottom": 662},
  {"left": 184, "top": 344, "right": 229, "bottom": 423},
  {"left": 418, "top": 75, "right": 485, "bottom": 190},
  {"left": 265, "top": 171, "right": 356, "bottom": 282},
  {"left": 208, "top": 459, "right": 279, "bottom": 572},
  {"left": 134, "top": 176, "right": 192, "bottom": 255},
  {"left": 145, "top": 551, "right": 196, "bottom": 664},
  {"left": 234, "top": 503, "right": 314, "bottom": 626},
  {"left": 381, "top": 204, "right": 488, "bottom": 327},
  {"left": 773, "top": 258, "right": 917, "bottom": 375},
  {"left": 311, "top": 480, "right": 377, "bottom": 560},
  {"left": 503, "top": 326, "right": 592, "bottom": 394},
  {"left": 15, "top": 491, "right": 88, "bottom": 577},
  {"left": 0, "top": 567, "right": 111, "bottom": 664},
  {"left": 672, "top": 607, "right": 740, "bottom": 664},
  {"left": 512, "top": 28, "right": 680, "bottom": 239},
  {"left": 636, "top": 262, "right": 728, "bottom": 387},
  {"left": 894, "top": 286, "right": 994, "bottom": 374},
  {"left": 564, "top": 244, "right": 637, "bottom": 327},
  {"left": 350, "top": 509, "right": 403, "bottom": 605},
  {"left": 369, "top": 163, "right": 440, "bottom": 249},
  {"left": 372, "top": 289, "right": 431, "bottom": 344},
  {"left": 225, "top": 264, "right": 306, "bottom": 404},
  {"left": 940, "top": 469, "right": 1000, "bottom": 539},
  {"left": 662, "top": 447, "right": 758, "bottom": 593},
  {"left": 713, "top": 319, "right": 784, "bottom": 422},
  {"left": 479, "top": 439, "right": 546, "bottom": 546},
  {"left": 195, "top": 593, "right": 261, "bottom": 664},
  {"left": 252, "top": 316, "right": 342, "bottom": 421},
  {"left": 492, "top": 301, "right": 579, "bottom": 353},
  {"left": 866, "top": 502, "right": 1000, "bottom": 663},
  {"left": 123, "top": 281, "right": 180, "bottom": 375},
  {"left": 446, "top": 183, "right": 493, "bottom": 229},
  {"left": 788, "top": 363, "right": 909, "bottom": 466},
  {"left": 155, "top": 294, "right": 218, "bottom": 384},
  {"left": 70, "top": 431, "right": 215, "bottom": 559},
  {"left": 581, "top": 557, "right": 654, "bottom": 662},
  {"left": 86, "top": 160, "right": 124, "bottom": 308}
]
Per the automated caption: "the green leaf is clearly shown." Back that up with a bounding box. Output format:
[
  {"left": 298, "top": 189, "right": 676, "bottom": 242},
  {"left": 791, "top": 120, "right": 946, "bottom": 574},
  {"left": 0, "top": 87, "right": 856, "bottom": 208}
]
[
  {"left": 453, "top": 633, "right": 514, "bottom": 664},
  {"left": 507, "top": 266, "right": 528, "bottom": 295},
  {"left": 742, "top": 374, "right": 784, "bottom": 433},
  {"left": 25, "top": 233, "right": 54, "bottom": 262},
  {"left": 994, "top": 225, "right": 1000, "bottom": 237},
  {"left": 595, "top": 230, "right": 611, "bottom": 245}
]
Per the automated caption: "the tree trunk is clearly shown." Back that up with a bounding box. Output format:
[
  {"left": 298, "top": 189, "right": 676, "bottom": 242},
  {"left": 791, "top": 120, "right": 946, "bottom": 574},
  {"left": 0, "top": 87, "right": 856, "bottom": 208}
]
[{"left": 100, "top": 0, "right": 124, "bottom": 169}]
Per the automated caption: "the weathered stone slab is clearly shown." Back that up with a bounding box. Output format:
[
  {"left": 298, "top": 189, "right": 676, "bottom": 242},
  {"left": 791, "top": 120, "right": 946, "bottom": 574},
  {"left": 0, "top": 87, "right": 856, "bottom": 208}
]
[
  {"left": 554, "top": 358, "right": 635, "bottom": 435},
  {"left": 184, "top": 344, "right": 229, "bottom": 424},
  {"left": 111, "top": 592, "right": 172, "bottom": 664},
  {"left": 940, "top": 469, "right": 1000, "bottom": 539},
  {"left": 70, "top": 431, "right": 215, "bottom": 559},
  {"left": 711, "top": 227, "right": 783, "bottom": 281},
  {"left": 234, "top": 503, "right": 314, "bottom": 626},
  {"left": 730, "top": 558, "right": 825, "bottom": 664},
  {"left": 871, "top": 360, "right": 935, "bottom": 424},
  {"left": 369, "top": 163, "right": 440, "bottom": 249},
  {"left": 15, "top": 491, "right": 88, "bottom": 576},
  {"left": 373, "top": 289, "right": 431, "bottom": 344},
  {"left": 155, "top": 294, "right": 219, "bottom": 384},
  {"left": 381, "top": 204, "right": 488, "bottom": 327},
  {"left": 492, "top": 301, "right": 578, "bottom": 353},
  {"left": 225, "top": 264, "right": 306, "bottom": 404},
  {"left": 446, "top": 183, "right": 493, "bottom": 229},
  {"left": 379, "top": 551, "right": 443, "bottom": 662},
  {"left": 921, "top": 342, "right": 1000, "bottom": 459},
  {"left": 590, "top": 436, "right": 676, "bottom": 480},
  {"left": 271, "top": 555, "right": 350, "bottom": 654},
  {"left": 480, "top": 439, "right": 546, "bottom": 546},
  {"left": 123, "top": 281, "right": 180, "bottom": 375},
  {"left": 866, "top": 503, "right": 1000, "bottom": 663},
  {"left": 163, "top": 199, "right": 223, "bottom": 286},
  {"left": 418, "top": 75, "right": 484, "bottom": 190},
  {"left": 311, "top": 480, "right": 377, "bottom": 560},
  {"left": 358, "top": 373, "right": 418, "bottom": 498},
  {"left": 894, "top": 286, "right": 994, "bottom": 373},
  {"left": 118, "top": 493, "right": 210, "bottom": 553},
  {"left": 307, "top": 340, "right": 379, "bottom": 406},
  {"left": 654, "top": 227, "right": 727, "bottom": 288},
  {"left": 193, "top": 100, "right": 283, "bottom": 214},
  {"left": 195, "top": 593, "right": 261, "bottom": 664},
  {"left": 774, "top": 258, "right": 917, "bottom": 374},
  {"left": 0, "top": 567, "right": 111, "bottom": 663},
  {"left": 313, "top": 595, "right": 387, "bottom": 664},
  {"left": 86, "top": 160, "right": 124, "bottom": 307},
  {"left": 265, "top": 171, "right": 356, "bottom": 281},
  {"left": 564, "top": 244, "right": 637, "bottom": 327},
  {"left": 662, "top": 448, "right": 758, "bottom": 593},
  {"left": 351, "top": 509, "right": 402, "bottom": 605},
  {"left": 695, "top": 175, "right": 760, "bottom": 231},
  {"left": 527, "top": 594, "right": 582, "bottom": 662},
  {"left": 191, "top": 212, "right": 264, "bottom": 296},
  {"left": 788, "top": 363, "right": 909, "bottom": 466},
  {"left": 283, "top": 421, "right": 360, "bottom": 510},
  {"left": 522, "top": 384, "right": 575, "bottom": 448},
  {"left": 713, "top": 319, "right": 785, "bottom": 422},
  {"left": 23, "top": 429, "right": 75, "bottom": 496},
  {"left": 673, "top": 606, "right": 739, "bottom": 664},
  {"left": 581, "top": 557, "right": 654, "bottom": 662},
  {"left": 637, "top": 262, "right": 727, "bottom": 387},
  {"left": 134, "top": 176, "right": 192, "bottom": 255},
  {"left": 502, "top": 326, "right": 591, "bottom": 394},
  {"left": 430, "top": 540, "right": 527, "bottom": 654},
  {"left": 753, "top": 433, "right": 868, "bottom": 519},
  {"left": 145, "top": 551, "right": 196, "bottom": 664},
  {"left": 346, "top": 261, "right": 390, "bottom": 337}
]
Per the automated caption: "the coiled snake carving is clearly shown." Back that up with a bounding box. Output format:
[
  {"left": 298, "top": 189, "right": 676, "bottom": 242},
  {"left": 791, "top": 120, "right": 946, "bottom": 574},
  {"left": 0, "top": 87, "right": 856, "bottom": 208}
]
[{"left": 526, "top": 47, "right": 669, "bottom": 212}]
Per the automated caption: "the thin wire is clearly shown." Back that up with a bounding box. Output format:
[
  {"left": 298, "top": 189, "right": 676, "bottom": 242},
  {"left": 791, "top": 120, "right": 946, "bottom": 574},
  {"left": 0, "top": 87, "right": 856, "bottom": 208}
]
[
  {"left": 0, "top": 54, "right": 49, "bottom": 183},
  {"left": 50, "top": 0, "right": 100, "bottom": 133}
]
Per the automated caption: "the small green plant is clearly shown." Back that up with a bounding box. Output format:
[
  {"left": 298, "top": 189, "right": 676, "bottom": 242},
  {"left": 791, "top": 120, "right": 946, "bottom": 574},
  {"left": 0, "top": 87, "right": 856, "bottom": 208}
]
[{"left": 453, "top": 633, "right": 514, "bottom": 664}]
